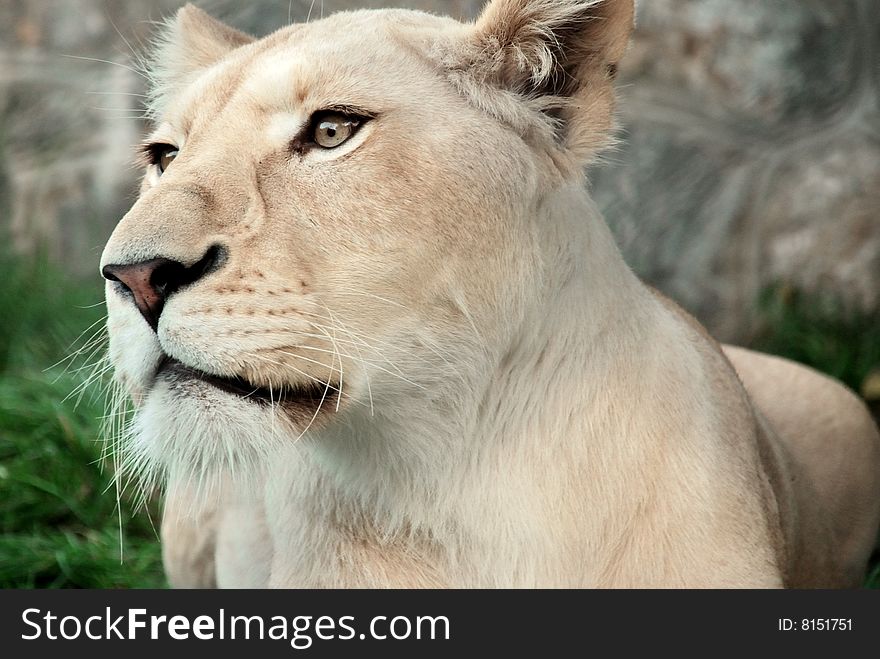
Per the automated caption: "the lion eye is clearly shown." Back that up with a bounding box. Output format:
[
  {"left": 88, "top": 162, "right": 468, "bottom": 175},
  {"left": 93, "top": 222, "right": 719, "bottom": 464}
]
[
  {"left": 157, "top": 146, "right": 179, "bottom": 174},
  {"left": 312, "top": 113, "right": 361, "bottom": 149}
]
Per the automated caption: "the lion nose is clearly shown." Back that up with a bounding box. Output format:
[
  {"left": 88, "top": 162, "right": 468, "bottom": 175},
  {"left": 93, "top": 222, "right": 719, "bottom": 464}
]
[{"left": 102, "top": 245, "right": 225, "bottom": 331}]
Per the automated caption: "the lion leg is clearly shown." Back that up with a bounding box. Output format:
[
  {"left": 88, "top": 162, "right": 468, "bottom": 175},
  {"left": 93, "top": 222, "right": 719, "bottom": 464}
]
[
  {"left": 160, "top": 482, "right": 219, "bottom": 588},
  {"left": 161, "top": 478, "right": 273, "bottom": 588},
  {"left": 724, "top": 345, "right": 880, "bottom": 587}
]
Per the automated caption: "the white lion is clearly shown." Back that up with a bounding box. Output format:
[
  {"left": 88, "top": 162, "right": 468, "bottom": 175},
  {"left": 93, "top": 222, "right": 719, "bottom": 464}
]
[{"left": 100, "top": 0, "right": 880, "bottom": 587}]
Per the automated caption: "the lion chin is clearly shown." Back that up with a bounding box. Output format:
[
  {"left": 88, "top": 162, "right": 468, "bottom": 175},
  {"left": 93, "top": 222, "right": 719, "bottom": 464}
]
[
  {"left": 122, "top": 357, "right": 341, "bottom": 494},
  {"left": 100, "top": 0, "right": 880, "bottom": 589}
]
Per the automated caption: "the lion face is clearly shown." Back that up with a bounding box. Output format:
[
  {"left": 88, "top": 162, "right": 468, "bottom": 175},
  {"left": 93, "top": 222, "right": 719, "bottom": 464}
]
[{"left": 100, "top": 2, "right": 633, "bottom": 484}]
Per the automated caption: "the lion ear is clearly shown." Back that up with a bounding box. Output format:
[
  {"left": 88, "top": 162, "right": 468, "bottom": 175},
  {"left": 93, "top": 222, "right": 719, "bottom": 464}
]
[
  {"left": 472, "top": 0, "right": 633, "bottom": 95},
  {"left": 148, "top": 4, "right": 253, "bottom": 115},
  {"left": 462, "top": 0, "right": 635, "bottom": 160}
]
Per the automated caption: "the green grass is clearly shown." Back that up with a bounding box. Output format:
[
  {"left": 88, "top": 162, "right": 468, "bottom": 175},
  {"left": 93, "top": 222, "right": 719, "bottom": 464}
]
[
  {"left": 0, "top": 252, "right": 165, "bottom": 588},
  {"left": 752, "top": 285, "right": 880, "bottom": 399},
  {"left": 0, "top": 253, "right": 877, "bottom": 588}
]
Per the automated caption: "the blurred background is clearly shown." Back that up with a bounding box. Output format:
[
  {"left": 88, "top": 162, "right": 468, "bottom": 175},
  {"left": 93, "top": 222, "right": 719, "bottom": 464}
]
[{"left": 0, "top": 0, "right": 878, "bottom": 587}]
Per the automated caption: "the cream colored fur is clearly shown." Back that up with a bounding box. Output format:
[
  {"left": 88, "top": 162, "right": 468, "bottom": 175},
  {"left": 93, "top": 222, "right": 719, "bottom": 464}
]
[{"left": 100, "top": 0, "right": 880, "bottom": 588}]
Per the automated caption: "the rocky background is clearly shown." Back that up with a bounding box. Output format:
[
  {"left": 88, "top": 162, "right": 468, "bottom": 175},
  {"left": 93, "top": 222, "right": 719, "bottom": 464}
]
[{"left": 1, "top": 0, "right": 878, "bottom": 342}]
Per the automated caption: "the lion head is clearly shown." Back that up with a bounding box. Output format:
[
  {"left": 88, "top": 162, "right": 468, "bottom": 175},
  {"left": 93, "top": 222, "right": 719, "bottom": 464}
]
[{"left": 100, "top": 0, "right": 634, "bottom": 492}]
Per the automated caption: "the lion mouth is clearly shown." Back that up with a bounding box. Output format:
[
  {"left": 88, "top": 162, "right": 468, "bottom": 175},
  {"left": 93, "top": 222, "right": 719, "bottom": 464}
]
[{"left": 156, "top": 357, "right": 339, "bottom": 413}]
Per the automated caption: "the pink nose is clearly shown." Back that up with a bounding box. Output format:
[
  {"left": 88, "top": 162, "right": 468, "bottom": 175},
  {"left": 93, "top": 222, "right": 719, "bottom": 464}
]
[
  {"left": 102, "top": 259, "right": 180, "bottom": 330},
  {"left": 102, "top": 246, "right": 225, "bottom": 330}
]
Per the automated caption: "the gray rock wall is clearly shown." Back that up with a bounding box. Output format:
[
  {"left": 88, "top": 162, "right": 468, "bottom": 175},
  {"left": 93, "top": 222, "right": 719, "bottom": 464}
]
[
  {"left": 603, "top": 0, "right": 880, "bottom": 339},
  {"left": 1, "top": 0, "right": 877, "bottom": 341}
]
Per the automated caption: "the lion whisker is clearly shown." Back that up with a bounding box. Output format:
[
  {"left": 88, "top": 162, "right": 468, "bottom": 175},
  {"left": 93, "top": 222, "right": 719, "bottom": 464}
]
[
  {"left": 290, "top": 327, "right": 337, "bottom": 445},
  {"left": 60, "top": 54, "right": 150, "bottom": 81},
  {"left": 246, "top": 352, "right": 368, "bottom": 404},
  {"left": 295, "top": 308, "right": 432, "bottom": 375},
  {"left": 289, "top": 306, "right": 450, "bottom": 373},
  {"left": 301, "top": 298, "right": 464, "bottom": 379},
  {"left": 273, "top": 344, "right": 427, "bottom": 391},
  {"left": 315, "top": 308, "right": 345, "bottom": 413},
  {"left": 62, "top": 361, "right": 113, "bottom": 407},
  {"left": 314, "top": 303, "right": 374, "bottom": 417},
  {"left": 46, "top": 316, "right": 108, "bottom": 374}
]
